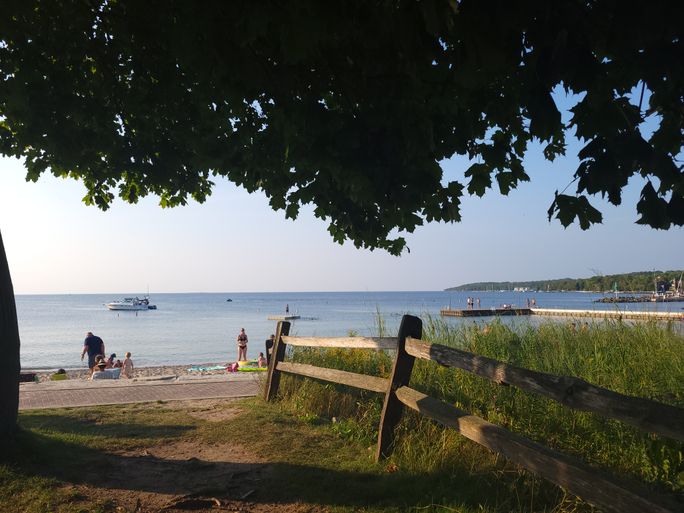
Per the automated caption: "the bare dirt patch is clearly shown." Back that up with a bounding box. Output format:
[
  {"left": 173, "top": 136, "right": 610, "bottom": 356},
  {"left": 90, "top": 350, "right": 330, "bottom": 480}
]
[
  {"left": 68, "top": 437, "right": 325, "bottom": 513},
  {"left": 57, "top": 397, "right": 322, "bottom": 513},
  {"left": 156, "top": 398, "right": 244, "bottom": 423}
]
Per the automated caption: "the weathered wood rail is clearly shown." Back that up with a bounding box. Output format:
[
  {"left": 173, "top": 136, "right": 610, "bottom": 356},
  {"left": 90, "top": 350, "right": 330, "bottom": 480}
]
[{"left": 264, "top": 315, "right": 683, "bottom": 513}]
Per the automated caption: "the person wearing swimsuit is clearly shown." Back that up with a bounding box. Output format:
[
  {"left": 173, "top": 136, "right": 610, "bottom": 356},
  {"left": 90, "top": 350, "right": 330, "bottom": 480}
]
[{"left": 236, "top": 328, "right": 248, "bottom": 361}]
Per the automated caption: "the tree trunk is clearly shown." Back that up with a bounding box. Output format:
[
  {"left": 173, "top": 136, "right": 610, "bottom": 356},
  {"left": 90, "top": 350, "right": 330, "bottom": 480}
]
[{"left": 0, "top": 230, "right": 20, "bottom": 437}]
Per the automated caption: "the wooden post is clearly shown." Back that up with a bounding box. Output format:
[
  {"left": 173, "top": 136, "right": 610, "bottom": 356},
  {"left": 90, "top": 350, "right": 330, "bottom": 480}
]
[
  {"left": 264, "top": 321, "right": 290, "bottom": 401},
  {"left": 376, "top": 314, "right": 422, "bottom": 461}
]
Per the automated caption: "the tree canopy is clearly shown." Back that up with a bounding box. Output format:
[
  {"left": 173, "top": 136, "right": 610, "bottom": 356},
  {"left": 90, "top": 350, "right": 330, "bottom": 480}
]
[{"left": 1, "top": 0, "right": 682, "bottom": 254}]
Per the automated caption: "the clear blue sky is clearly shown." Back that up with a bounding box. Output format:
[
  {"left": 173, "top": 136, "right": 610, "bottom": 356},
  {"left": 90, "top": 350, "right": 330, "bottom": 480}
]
[{"left": 1, "top": 89, "right": 682, "bottom": 294}]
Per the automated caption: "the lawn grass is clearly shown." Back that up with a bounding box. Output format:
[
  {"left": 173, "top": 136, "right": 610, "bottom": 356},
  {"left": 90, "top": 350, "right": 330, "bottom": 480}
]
[
  {"left": 3, "top": 399, "right": 556, "bottom": 513},
  {"left": 2, "top": 404, "right": 200, "bottom": 513}
]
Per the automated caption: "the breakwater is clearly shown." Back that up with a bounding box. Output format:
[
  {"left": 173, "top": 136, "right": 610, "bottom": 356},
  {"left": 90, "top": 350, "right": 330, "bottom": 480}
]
[
  {"left": 595, "top": 295, "right": 684, "bottom": 304},
  {"left": 440, "top": 307, "right": 683, "bottom": 322}
]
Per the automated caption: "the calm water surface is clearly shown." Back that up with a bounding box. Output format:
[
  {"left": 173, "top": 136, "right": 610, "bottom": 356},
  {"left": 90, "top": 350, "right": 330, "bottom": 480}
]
[{"left": 16, "top": 291, "right": 683, "bottom": 370}]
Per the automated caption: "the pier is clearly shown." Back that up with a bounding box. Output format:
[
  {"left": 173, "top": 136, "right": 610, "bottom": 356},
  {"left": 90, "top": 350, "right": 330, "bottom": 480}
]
[
  {"left": 440, "top": 308, "right": 683, "bottom": 322},
  {"left": 440, "top": 308, "right": 531, "bottom": 317},
  {"left": 267, "top": 315, "right": 301, "bottom": 321},
  {"left": 530, "top": 308, "right": 683, "bottom": 321}
]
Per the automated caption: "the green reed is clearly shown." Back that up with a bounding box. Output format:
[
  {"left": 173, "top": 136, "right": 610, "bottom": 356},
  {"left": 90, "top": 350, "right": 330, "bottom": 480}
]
[{"left": 276, "top": 315, "right": 684, "bottom": 510}]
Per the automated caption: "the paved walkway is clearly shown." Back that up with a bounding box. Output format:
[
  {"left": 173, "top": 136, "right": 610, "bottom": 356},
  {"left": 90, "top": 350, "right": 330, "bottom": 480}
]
[{"left": 19, "top": 374, "right": 262, "bottom": 410}]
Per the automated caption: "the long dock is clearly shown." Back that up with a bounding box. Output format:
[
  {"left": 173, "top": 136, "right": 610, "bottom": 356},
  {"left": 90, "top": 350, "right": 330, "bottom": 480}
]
[
  {"left": 267, "top": 315, "right": 301, "bottom": 321},
  {"left": 530, "top": 308, "right": 683, "bottom": 321},
  {"left": 440, "top": 308, "right": 683, "bottom": 321},
  {"left": 440, "top": 308, "right": 531, "bottom": 317}
]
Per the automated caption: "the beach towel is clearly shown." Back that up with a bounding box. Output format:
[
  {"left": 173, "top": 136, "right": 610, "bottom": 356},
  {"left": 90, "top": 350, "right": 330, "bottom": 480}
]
[
  {"left": 92, "top": 368, "right": 121, "bottom": 380},
  {"left": 187, "top": 365, "right": 227, "bottom": 372},
  {"left": 236, "top": 360, "right": 267, "bottom": 372}
]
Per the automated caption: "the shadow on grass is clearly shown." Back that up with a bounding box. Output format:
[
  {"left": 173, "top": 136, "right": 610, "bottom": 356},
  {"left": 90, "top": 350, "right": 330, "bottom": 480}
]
[
  {"left": 2, "top": 427, "right": 543, "bottom": 511},
  {"left": 18, "top": 412, "right": 193, "bottom": 441}
]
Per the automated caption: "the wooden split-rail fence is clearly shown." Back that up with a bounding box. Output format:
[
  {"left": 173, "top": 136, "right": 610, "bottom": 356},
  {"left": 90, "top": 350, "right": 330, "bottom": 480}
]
[{"left": 264, "top": 315, "right": 683, "bottom": 513}]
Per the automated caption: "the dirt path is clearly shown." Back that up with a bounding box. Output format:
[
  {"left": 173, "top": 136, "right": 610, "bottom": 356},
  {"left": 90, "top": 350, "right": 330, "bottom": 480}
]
[{"left": 58, "top": 400, "right": 328, "bottom": 513}]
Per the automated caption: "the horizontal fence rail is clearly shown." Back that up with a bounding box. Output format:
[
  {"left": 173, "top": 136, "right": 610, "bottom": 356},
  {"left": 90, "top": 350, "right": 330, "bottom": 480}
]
[
  {"left": 395, "top": 386, "right": 679, "bottom": 513},
  {"left": 404, "top": 337, "right": 684, "bottom": 443},
  {"left": 281, "top": 336, "right": 397, "bottom": 349},
  {"left": 264, "top": 316, "right": 682, "bottom": 513},
  {"left": 276, "top": 361, "right": 389, "bottom": 393}
]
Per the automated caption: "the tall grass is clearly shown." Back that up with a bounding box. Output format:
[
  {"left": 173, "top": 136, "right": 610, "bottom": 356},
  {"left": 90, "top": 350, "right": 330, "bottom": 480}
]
[{"left": 275, "top": 316, "right": 684, "bottom": 510}]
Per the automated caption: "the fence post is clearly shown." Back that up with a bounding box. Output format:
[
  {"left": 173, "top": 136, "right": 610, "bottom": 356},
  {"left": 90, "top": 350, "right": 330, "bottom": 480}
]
[
  {"left": 264, "top": 321, "right": 290, "bottom": 401},
  {"left": 376, "top": 314, "right": 422, "bottom": 461}
]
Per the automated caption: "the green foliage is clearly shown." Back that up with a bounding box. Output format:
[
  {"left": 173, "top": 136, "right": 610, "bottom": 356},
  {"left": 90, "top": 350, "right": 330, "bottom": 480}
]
[
  {"left": 1, "top": 1, "right": 682, "bottom": 254},
  {"left": 277, "top": 318, "right": 684, "bottom": 509},
  {"left": 447, "top": 268, "right": 684, "bottom": 292}
]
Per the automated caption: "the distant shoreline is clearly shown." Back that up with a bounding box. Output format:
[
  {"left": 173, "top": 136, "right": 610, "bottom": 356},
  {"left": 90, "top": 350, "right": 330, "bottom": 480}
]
[
  {"left": 444, "top": 289, "right": 658, "bottom": 293},
  {"left": 446, "top": 269, "right": 684, "bottom": 293}
]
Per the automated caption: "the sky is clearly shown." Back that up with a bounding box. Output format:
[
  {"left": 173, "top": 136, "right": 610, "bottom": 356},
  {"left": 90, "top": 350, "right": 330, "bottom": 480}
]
[{"left": 1, "top": 141, "right": 681, "bottom": 295}]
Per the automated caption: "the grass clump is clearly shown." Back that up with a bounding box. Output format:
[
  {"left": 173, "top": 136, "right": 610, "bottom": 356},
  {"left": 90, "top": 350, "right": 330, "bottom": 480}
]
[{"left": 274, "top": 317, "right": 684, "bottom": 511}]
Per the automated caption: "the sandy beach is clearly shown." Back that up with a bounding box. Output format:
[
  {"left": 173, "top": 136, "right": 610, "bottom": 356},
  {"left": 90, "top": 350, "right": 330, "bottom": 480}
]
[{"left": 29, "top": 363, "right": 236, "bottom": 383}]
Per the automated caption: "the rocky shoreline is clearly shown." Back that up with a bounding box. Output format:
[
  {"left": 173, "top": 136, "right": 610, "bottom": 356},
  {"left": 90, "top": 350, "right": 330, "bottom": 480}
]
[{"left": 595, "top": 295, "right": 684, "bottom": 303}]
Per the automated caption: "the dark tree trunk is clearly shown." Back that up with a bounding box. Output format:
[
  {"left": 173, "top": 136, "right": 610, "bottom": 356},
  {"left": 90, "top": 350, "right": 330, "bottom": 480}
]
[{"left": 0, "top": 230, "right": 20, "bottom": 437}]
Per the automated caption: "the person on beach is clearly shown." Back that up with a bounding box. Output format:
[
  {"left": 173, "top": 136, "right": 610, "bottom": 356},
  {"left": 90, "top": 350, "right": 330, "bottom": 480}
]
[
  {"left": 236, "top": 328, "right": 248, "bottom": 361},
  {"left": 90, "top": 360, "right": 107, "bottom": 379},
  {"left": 121, "top": 352, "right": 134, "bottom": 378},
  {"left": 81, "top": 331, "right": 105, "bottom": 374},
  {"left": 257, "top": 352, "right": 267, "bottom": 368},
  {"left": 106, "top": 353, "right": 118, "bottom": 368},
  {"left": 265, "top": 334, "right": 275, "bottom": 365}
]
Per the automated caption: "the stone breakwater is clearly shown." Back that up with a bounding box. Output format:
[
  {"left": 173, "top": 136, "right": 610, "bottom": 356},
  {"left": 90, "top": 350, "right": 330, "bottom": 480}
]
[{"left": 595, "top": 295, "right": 684, "bottom": 303}]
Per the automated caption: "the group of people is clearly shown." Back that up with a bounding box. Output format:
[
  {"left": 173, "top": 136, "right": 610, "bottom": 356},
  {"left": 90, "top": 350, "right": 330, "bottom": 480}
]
[
  {"left": 235, "top": 328, "right": 275, "bottom": 368},
  {"left": 81, "top": 331, "right": 134, "bottom": 379},
  {"left": 466, "top": 297, "right": 481, "bottom": 309},
  {"left": 81, "top": 327, "right": 278, "bottom": 379}
]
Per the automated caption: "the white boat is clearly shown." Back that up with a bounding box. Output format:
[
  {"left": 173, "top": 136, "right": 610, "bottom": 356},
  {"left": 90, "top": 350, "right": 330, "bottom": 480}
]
[{"left": 106, "top": 296, "right": 156, "bottom": 311}]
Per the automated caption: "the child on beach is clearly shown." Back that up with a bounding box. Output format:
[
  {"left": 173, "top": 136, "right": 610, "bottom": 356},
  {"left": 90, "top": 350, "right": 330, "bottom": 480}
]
[
  {"left": 121, "top": 352, "right": 134, "bottom": 378},
  {"left": 257, "top": 352, "right": 267, "bottom": 368}
]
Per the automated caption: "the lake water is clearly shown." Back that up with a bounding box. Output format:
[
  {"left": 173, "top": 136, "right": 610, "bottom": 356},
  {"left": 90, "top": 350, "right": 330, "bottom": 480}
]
[{"left": 15, "top": 291, "right": 683, "bottom": 370}]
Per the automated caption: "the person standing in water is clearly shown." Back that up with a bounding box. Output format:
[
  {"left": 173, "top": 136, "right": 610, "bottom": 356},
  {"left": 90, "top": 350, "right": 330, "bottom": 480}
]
[{"left": 236, "top": 328, "right": 248, "bottom": 361}]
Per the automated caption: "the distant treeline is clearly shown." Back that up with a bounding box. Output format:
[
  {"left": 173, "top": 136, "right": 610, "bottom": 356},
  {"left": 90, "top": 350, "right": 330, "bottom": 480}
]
[{"left": 446, "top": 270, "right": 684, "bottom": 292}]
